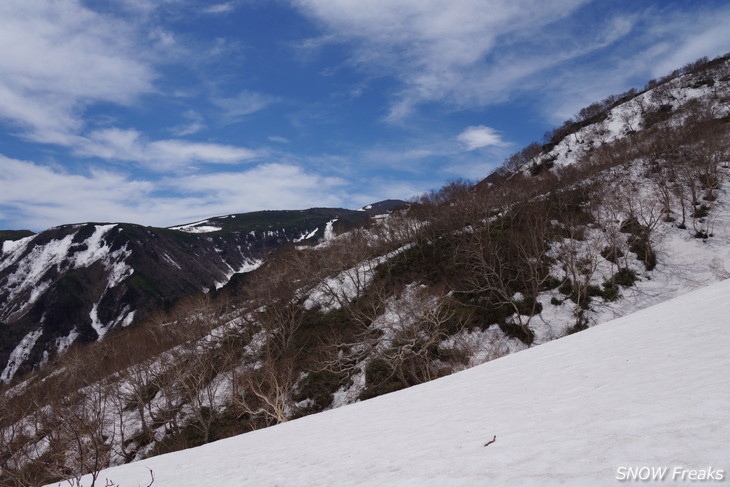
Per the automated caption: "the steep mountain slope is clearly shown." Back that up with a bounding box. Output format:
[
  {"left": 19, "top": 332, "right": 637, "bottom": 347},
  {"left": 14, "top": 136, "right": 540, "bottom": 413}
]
[
  {"left": 58, "top": 277, "right": 730, "bottom": 487},
  {"left": 0, "top": 203, "right": 404, "bottom": 383}
]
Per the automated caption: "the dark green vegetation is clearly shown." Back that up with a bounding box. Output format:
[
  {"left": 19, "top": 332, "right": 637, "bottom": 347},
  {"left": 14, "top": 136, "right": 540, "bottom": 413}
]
[{"left": 601, "top": 268, "right": 638, "bottom": 302}]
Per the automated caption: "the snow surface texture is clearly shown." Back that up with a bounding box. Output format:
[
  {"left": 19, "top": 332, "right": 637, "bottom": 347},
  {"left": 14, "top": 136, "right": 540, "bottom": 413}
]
[{"left": 60, "top": 278, "right": 730, "bottom": 486}]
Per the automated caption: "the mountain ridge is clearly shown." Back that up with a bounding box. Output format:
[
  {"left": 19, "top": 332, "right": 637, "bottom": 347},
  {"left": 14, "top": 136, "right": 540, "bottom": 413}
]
[{"left": 0, "top": 201, "right": 406, "bottom": 382}]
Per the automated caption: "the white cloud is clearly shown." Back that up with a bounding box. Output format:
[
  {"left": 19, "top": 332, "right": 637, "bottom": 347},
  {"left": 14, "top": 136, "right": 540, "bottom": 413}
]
[
  {"left": 355, "top": 146, "right": 454, "bottom": 176},
  {"left": 0, "top": 155, "right": 349, "bottom": 230},
  {"left": 203, "top": 3, "right": 237, "bottom": 14},
  {"left": 0, "top": 0, "right": 156, "bottom": 143},
  {"left": 212, "top": 90, "right": 280, "bottom": 124},
  {"left": 169, "top": 111, "right": 206, "bottom": 137},
  {"left": 173, "top": 163, "right": 348, "bottom": 210},
  {"left": 169, "top": 122, "right": 206, "bottom": 137},
  {"left": 293, "top": 1, "right": 730, "bottom": 123},
  {"left": 0, "top": 154, "right": 156, "bottom": 229},
  {"left": 647, "top": 17, "right": 730, "bottom": 79},
  {"left": 537, "top": 6, "right": 730, "bottom": 125},
  {"left": 111, "top": 0, "right": 160, "bottom": 13},
  {"left": 0, "top": 0, "right": 274, "bottom": 172},
  {"left": 75, "top": 128, "right": 258, "bottom": 171},
  {"left": 110, "top": 0, "right": 183, "bottom": 15},
  {"left": 292, "top": 0, "right": 591, "bottom": 119},
  {"left": 456, "top": 126, "right": 505, "bottom": 151}
]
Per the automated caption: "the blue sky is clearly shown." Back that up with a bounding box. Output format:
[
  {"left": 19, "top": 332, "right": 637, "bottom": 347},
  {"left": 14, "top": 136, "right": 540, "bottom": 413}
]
[{"left": 1, "top": 0, "right": 729, "bottom": 231}]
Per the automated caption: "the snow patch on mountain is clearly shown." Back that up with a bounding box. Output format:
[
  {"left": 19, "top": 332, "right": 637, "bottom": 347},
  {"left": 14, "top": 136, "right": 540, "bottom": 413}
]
[
  {"left": 323, "top": 219, "right": 337, "bottom": 240},
  {"left": 214, "top": 258, "right": 264, "bottom": 290},
  {"left": 73, "top": 224, "right": 116, "bottom": 267},
  {"left": 170, "top": 220, "right": 223, "bottom": 233},
  {"left": 2, "top": 233, "right": 75, "bottom": 309},
  {"left": 520, "top": 73, "right": 728, "bottom": 175},
  {"left": 1, "top": 225, "right": 134, "bottom": 320},
  {"left": 0, "top": 224, "right": 137, "bottom": 379},
  {"left": 180, "top": 225, "right": 222, "bottom": 234},
  {"left": 0, "top": 235, "right": 33, "bottom": 258},
  {"left": 293, "top": 227, "right": 319, "bottom": 242},
  {"left": 55, "top": 328, "right": 79, "bottom": 355},
  {"left": 89, "top": 304, "right": 106, "bottom": 339},
  {"left": 0, "top": 328, "right": 42, "bottom": 383}
]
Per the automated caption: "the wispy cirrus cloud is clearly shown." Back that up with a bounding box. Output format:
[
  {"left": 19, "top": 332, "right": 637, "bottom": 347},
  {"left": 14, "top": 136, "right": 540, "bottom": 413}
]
[
  {"left": 0, "top": 0, "right": 157, "bottom": 143},
  {"left": 644, "top": 10, "right": 730, "bottom": 79},
  {"left": 169, "top": 110, "right": 207, "bottom": 137},
  {"left": 292, "top": 0, "right": 730, "bottom": 123},
  {"left": 291, "top": 0, "right": 593, "bottom": 119},
  {"left": 212, "top": 90, "right": 281, "bottom": 124},
  {"left": 75, "top": 128, "right": 258, "bottom": 171},
  {"left": 202, "top": 3, "right": 237, "bottom": 15},
  {"left": 538, "top": 6, "right": 730, "bottom": 123},
  {"left": 0, "top": 1, "right": 269, "bottom": 171}
]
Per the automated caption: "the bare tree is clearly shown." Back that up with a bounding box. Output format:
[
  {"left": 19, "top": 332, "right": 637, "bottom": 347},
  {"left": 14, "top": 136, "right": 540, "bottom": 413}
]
[
  {"left": 375, "top": 289, "right": 465, "bottom": 386},
  {"left": 231, "top": 356, "right": 297, "bottom": 426},
  {"left": 175, "top": 344, "right": 227, "bottom": 444},
  {"left": 595, "top": 179, "right": 632, "bottom": 272},
  {"left": 116, "top": 361, "right": 157, "bottom": 447},
  {"left": 53, "top": 383, "right": 114, "bottom": 487},
  {"left": 555, "top": 228, "right": 602, "bottom": 311},
  {"left": 456, "top": 203, "right": 553, "bottom": 343}
]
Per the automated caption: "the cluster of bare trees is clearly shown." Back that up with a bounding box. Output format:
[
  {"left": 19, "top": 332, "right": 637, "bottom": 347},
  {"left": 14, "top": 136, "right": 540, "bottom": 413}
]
[
  {"left": 454, "top": 203, "right": 553, "bottom": 343},
  {"left": 0, "top": 295, "right": 233, "bottom": 486},
  {"left": 0, "top": 363, "right": 118, "bottom": 486}
]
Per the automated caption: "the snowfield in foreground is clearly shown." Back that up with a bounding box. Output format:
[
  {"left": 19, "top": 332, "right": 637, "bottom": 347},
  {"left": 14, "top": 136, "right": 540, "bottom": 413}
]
[{"left": 61, "top": 279, "right": 730, "bottom": 486}]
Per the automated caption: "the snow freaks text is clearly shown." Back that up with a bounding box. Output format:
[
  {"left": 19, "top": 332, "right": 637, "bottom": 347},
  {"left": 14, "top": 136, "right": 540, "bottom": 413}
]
[{"left": 616, "top": 466, "right": 726, "bottom": 482}]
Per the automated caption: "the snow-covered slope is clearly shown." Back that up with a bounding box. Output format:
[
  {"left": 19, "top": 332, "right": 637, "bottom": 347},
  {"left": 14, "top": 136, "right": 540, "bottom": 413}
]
[
  {"left": 515, "top": 56, "right": 730, "bottom": 178},
  {"left": 65, "top": 278, "right": 730, "bottom": 486}
]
